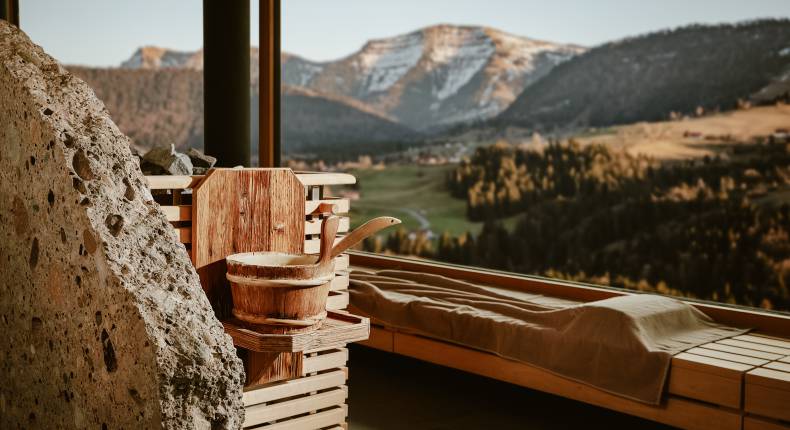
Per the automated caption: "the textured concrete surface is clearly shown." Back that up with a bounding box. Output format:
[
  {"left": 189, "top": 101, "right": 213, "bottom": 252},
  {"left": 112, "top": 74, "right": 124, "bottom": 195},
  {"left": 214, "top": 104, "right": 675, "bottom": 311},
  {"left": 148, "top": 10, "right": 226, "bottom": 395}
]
[{"left": 0, "top": 21, "right": 244, "bottom": 428}]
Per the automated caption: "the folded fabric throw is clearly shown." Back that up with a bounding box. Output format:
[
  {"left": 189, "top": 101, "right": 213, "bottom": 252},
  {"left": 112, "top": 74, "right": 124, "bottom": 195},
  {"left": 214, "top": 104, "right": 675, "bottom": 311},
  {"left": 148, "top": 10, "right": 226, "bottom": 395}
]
[{"left": 349, "top": 269, "right": 748, "bottom": 404}]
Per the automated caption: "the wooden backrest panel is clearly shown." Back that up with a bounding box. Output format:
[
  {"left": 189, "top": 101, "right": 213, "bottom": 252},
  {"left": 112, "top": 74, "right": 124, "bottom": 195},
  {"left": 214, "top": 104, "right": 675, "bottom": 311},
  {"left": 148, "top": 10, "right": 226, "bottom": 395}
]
[{"left": 192, "top": 168, "right": 305, "bottom": 317}]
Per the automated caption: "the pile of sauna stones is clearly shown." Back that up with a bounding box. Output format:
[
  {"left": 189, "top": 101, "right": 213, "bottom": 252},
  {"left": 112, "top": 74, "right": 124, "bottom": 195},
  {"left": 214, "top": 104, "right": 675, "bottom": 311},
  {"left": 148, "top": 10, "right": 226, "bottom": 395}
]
[{"left": 137, "top": 144, "right": 217, "bottom": 175}]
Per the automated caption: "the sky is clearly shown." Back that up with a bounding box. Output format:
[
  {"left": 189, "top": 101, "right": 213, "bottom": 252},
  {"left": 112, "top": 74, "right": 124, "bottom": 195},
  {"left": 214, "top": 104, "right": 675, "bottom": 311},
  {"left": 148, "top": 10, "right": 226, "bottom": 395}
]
[{"left": 20, "top": 0, "right": 790, "bottom": 66}]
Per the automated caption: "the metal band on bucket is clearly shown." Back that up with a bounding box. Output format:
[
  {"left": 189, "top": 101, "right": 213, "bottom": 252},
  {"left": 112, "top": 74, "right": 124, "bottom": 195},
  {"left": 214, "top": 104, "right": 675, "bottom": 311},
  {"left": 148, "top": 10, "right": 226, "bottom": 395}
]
[
  {"left": 226, "top": 272, "right": 333, "bottom": 287},
  {"left": 232, "top": 308, "right": 328, "bottom": 326}
]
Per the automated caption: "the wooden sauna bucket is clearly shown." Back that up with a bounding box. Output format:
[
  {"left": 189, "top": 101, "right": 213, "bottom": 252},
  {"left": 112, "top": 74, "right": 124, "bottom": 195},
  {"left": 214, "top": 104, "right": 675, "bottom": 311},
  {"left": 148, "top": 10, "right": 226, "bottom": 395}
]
[{"left": 226, "top": 252, "right": 335, "bottom": 334}]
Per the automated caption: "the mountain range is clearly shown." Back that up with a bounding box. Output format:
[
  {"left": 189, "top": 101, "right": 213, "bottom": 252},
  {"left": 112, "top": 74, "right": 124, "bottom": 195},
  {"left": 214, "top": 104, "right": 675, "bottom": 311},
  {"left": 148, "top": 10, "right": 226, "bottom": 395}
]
[
  {"left": 281, "top": 25, "right": 583, "bottom": 131},
  {"left": 117, "top": 24, "right": 583, "bottom": 131},
  {"left": 70, "top": 24, "right": 583, "bottom": 157},
  {"left": 497, "top": 19, "right": 790, "bottom": 131},
  {"left": 68, "top": 20, "right": 790, "bottom": 160}
]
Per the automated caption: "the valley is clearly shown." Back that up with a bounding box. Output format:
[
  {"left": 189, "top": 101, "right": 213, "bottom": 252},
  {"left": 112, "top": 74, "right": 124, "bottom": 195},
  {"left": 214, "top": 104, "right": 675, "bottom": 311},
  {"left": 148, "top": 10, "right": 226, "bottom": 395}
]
[
  {"left": 343, "top": 164, "right": 521, "bottom": 237},
  {"left": 574, "top": 104, "right": 790, "bottom": 160}
]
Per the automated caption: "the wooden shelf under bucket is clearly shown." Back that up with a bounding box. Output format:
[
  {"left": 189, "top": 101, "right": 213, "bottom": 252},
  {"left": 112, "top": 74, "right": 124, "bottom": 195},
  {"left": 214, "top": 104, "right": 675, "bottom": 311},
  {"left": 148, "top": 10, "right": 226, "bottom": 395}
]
[
  {"left": 223, "top": 311, "right": 370, "bottom": 353},
  {"left": 224, "top": 311, "right": 369, "bottom": 388}
]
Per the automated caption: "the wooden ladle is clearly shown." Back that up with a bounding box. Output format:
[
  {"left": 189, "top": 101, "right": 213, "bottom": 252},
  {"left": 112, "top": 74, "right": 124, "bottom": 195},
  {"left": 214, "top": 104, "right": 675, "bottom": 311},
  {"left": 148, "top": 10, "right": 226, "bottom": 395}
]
[
  {"left": 226, "top": 215, "right": 401, "bottom": 282},
  {"left": 329, "top": 216, "right": 401, "bottom": 259},
  {"left": 315, "top": 215, "right": 341, "bottom": 276},
  {"left": 310, "top": 215, "right": 402, "bottom": 278}
]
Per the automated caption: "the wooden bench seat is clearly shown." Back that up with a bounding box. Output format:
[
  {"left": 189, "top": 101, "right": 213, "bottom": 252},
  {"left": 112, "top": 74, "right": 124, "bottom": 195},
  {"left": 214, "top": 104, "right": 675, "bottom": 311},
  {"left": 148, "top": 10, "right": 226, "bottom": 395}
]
[
  {"left": 354, "top": 309, "right": 790, "bottom": 430},
  {"left": 345, "top": 252, "right": 790, "bottom": 430},
  {"left": 739, "top": 334, "right": 790, "bottom": 426}
]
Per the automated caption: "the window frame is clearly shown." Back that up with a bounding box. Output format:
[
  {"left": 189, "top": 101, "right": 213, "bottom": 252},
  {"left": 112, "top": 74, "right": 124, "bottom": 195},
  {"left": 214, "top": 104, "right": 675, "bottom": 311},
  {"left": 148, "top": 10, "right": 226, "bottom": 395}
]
[{"left": 259, "top": 0, "right": 281, "bottom": 167}]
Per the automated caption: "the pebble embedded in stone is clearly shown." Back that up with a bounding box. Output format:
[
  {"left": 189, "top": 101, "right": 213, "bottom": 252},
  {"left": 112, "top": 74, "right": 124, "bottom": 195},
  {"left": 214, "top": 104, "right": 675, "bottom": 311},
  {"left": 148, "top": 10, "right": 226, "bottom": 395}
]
[
  {"left": 29, "top": 237, "right": 39, "bottom": 269},
  {"left": 83, "top": 229, "right": 97, "bottom": 254},
  {"left": 12, "top": 195, "right": 28, "bottom": 235},
  {"left": 122, "top": 178, "right": 136, "bottom": 201},
  {"left": 104, "top": 214, "right": 124, "bottom": 237},
  {"left": 72, "top": 149, "right": 95, "bottom": 181}
]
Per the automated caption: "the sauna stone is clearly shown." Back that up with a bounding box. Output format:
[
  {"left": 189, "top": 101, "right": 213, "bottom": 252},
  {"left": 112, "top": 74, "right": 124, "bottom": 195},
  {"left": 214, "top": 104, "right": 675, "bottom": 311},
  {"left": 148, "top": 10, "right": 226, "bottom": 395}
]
[
  {"left": 142, "top": 143, "right": 194, "bottom": 175},
  {"left": 186, "top": 148, "right": 217, "bottom": 173},
  {"left": 0, "top": 21, "right": 244, "bottom": 429}
]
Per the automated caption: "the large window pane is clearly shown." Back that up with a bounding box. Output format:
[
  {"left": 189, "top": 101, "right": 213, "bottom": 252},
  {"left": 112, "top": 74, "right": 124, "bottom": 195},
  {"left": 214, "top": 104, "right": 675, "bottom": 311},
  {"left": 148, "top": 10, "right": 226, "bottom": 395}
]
[
  {"left": 21, "top": 1, "right": 790, "bottom": 312},
  {"left": 282, "top": 1, "right": 790, "bottom": 312}
]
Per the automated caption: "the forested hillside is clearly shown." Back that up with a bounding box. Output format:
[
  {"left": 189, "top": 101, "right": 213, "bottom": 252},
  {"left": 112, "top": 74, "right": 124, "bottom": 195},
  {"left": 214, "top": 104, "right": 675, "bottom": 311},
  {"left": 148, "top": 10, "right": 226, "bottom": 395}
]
[
  {"left": 71, "top": 67, "right": 417, "bottom": 158},
  {"left": 70, "top": 66, "right": 204, "bottom": 151},
  {"left": 497, "top": 20, "right": 790, "bottom": 130},
  {"left": 280, "top": 86, "right": 419, "bottom": 160},
  {"left": 366, "top": 139, "right": 790, "bottom": 311}
]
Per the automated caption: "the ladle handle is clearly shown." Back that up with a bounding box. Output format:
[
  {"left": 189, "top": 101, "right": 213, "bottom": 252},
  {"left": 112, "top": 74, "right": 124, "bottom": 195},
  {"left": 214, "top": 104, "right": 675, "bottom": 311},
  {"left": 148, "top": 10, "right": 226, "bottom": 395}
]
[
  {"left": 318, "top": 216, "right": 340, "bottom": 268},
  {"left": 311, "top": 202, "right": 338, "bottom": 216},
  {"left": 330, "top": 216, "right": 401, "bottom": 259}
]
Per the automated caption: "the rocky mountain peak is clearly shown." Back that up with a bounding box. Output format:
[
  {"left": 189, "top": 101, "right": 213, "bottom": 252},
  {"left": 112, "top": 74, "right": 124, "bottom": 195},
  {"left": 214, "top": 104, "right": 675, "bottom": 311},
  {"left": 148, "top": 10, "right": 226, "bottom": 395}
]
[
  {"left": 117, "top": 24, "right": 585, "bottom": 131},
  {"left": 121, "top": 46, "right": 202, "bottom": 69},
  {"left": 297, "top": 24, "right": 585, "bottom": 130}
]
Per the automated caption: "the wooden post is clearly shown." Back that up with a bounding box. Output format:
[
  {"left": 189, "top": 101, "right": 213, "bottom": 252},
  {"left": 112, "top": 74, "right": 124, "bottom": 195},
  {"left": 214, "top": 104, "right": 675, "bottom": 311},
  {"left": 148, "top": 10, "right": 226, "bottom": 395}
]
[
  {"left": 0, "top": 0, "right": 19, "bottom": 27},
  {"left": 259, "top": 0, "right": 281, "bottom": 167},
  {"left": 203, "top": 0, "right": 251, "bottom": 167}
]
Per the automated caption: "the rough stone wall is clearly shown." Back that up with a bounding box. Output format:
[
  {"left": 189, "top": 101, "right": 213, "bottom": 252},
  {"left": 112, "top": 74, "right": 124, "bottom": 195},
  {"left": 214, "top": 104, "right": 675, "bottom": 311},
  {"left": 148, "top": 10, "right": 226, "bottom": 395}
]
[{"left": 0, "top": 21, "right": 244, "bottom": 428}]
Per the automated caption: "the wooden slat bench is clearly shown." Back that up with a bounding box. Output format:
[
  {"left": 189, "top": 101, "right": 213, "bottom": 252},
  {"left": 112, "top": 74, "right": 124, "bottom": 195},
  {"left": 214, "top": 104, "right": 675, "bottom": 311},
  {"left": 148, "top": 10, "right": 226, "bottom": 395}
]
[
  {"left": 357, "top": 318, "right": 790, "bottom": 430},
  {"left": 741, "top": 334, "right": 790, "bottom": 427},
  {"left": 347, "top": 252, "right": 790, "bottom": 430}
]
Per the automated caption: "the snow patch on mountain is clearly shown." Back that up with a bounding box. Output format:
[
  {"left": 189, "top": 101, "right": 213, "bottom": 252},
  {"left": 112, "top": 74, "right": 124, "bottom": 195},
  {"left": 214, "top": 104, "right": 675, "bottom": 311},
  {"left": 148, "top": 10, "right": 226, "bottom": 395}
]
[
  {"left": 355, "top": 32, "right": 424, "bottom": 93},
  {"left": 427, "top": 28, "right": 496, "bottom": 101},
  {"left": 480, "top": 75, "right": 499, "bottom": 106},
  {"left": 282, "top": 54, "right": 325, "bottom": 87},
  {"left": 293, "top": 63, "right": 323, "bottom": 85},
  {"left": 482, "top": 31, "right": 583, "bottom": 102}
]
